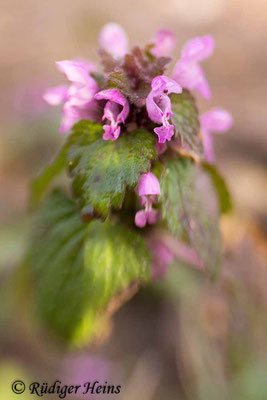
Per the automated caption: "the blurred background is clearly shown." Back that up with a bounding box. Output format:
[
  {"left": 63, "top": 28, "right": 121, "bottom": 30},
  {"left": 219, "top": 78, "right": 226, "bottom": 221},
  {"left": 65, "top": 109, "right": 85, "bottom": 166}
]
[{"left": 1, "top": 0, "right": 267, "bottom": 399}]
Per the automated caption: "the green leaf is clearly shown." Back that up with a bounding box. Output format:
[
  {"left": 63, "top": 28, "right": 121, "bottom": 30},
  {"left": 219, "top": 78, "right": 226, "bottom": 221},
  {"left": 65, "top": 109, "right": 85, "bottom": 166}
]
[
  {"left": 30, "top": 120, "right": 102, "bottom": 209},
  {"left": 160, "top": 158, "right": 221, "bottom": 277},
  {"left": 30, "top": 189, "right": 88, "bottom": 342},
  {"left": 84, "top": 220, "right": 150, "bottom": 308},
  {"left": 74, "top": 219, "right": 151, "bottom": 346},
  {"left": 30, "top": 145, "right": 67, "bottom": 208},
  {"left": 67, "top": 123, "right": 156, "bottom": 216},
  {"left": 170, "top": 91, "right": 203, "bottom": 157},
  {"left": 202, "top": 162, "right": 233, "bottom": 214},
  {"left": 29, "top": 189, "right": 151, "bottom": 346}
]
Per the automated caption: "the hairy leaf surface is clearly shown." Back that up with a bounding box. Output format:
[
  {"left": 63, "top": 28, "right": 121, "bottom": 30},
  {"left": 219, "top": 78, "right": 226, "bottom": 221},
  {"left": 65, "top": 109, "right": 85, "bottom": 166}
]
[
  {"left": 170, "top": 91, "right": 203, "bottom": 157},
  {"left": 67, "top": 122, "right": 156, "bottom": 216},
  {"left": 29, "top": 190, "right": 150, "bottom": 345},
  {"left": 160, "top": 158, "right": 221, "bottom": 276}
]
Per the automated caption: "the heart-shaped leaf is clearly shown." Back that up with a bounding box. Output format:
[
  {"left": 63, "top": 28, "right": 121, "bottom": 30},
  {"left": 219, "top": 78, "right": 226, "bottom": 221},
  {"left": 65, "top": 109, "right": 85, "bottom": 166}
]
[
  {"left": 29, "top": 189, "right": 151, "bottom": 346},
  {"left": 67, "top": 122, "right": 156, "bottom": 217}
]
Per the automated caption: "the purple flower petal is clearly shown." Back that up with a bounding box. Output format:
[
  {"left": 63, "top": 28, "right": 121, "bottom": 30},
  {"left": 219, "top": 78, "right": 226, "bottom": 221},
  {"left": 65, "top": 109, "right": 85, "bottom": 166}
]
[
  {"left": 151, "top": 29, "right": 176, "bottom": 57},
  {"left": 181, "top": 36, "right": 215, "bottom": 63},
  {"left": 103, "top": 100, "right": 121, "bottom": 123},
  {"left": 45, "top": 59, "right": 98, "bottom": 133},
  {"left": 103, "top": 124, "right": 121, "bottom": 141},
  {"left": 138, "top": 172, "right": 161, "bottom": 196},
  {"left": 56, "top": 60, "right": 92, "bottom": 84},
  {"left": 72, "top": 58, "right": 95, "bottom": 73},
  {"left": 95, "top": 89, "right": 129, "bottom": 140},
  {"left": 135, "top": 210, "right": 147, "bottom": 228},
  {"left": 43, "top": 85, "right": 69, "bottom": 105},
  {"left": 200, "top": 108, "right": 233, "bottom": 162},
  {"left": 172, "top": 36, "right": 214, "bottom": 99},
  {"left": 154, "top": 125, "right": 174, "bottom": 143},
  {"left": 147, "top": 209, "right": 159, "bottom": 224},
  {"left": 99, "top": 23, "right": 129, "bottom": 58},
  {"left": 151, "top": 75, "right": 182, "bottom": 96},
  {"left": 59, "top": 102, "right": 95, "bottom": 134},
  {"left": 202, "top": 131, "right": 214, "bottom": 162},
  {"left": 148, "top": 238, "right": 174, "bottom": 279},
  {"left": 146, "top": 91, "right": 164, "bottom": 125},
  {"left": 95, "top": 89, "right": 129, "bottom": 122},
  {"left": 59, "top": 103, "right": 81, "bottom": 134},
  {"left": 146, "top": 75, "right": 181, "bottom": 143},
  {"left": 200, "top": 108, "right": 233, "bottom": 133},
  {"left": 195, "top": 77, "right": 211, "bottom": 99},
  {"left": 68, "top": 82, "right": 98, "bottom": 107},
  {"left": 173, "top": 60, "right": 211, "bottom": 99}
]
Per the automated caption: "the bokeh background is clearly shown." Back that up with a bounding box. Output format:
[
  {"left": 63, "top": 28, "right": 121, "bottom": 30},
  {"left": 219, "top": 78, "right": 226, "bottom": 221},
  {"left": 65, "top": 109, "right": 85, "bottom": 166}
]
[{"left": 1, "top": 1, "right": 267, "bottom": 399}]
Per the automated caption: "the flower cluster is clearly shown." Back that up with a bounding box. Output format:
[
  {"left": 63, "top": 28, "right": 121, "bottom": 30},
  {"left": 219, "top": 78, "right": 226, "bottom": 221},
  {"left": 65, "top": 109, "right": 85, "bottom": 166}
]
[
  {"left": 44, "top": 23, "right": 233, "bottom": 230},
  {"left": 43, "top": 60, "right": 98, "bottom": 133}
]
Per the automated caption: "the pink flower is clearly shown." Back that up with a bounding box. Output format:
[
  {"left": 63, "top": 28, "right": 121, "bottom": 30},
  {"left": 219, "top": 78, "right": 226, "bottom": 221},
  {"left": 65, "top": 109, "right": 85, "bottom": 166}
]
[
  {"left": 95, "top": 89, "right": 130, "bottom": 140},
  {"left": 147, "top": 238, "right": 174, "bottom": 279},
  {"left": 99, "top": 23, "right": 129, "bottom": 59},
  {"left": 151, "top": 29, "right": 176, "bottom": 57},
  {"left": 172, "top": 36, "right": 214, "bottom": 99},
  {"left": 43, "top": 60, "right": 98, "bottom": 133},
  {"left": 135, "top": 172, "right": 161, "bottom": 228},
  {"left": 56, "top": 60, "right": 95, "bottom": 85},
  {"left": 146, "top": 75, "right": 182, "bottom": 143},
  {"left": 138, "top": 172, "right": 161, "bottom": 196},
  {"left": 200, "top": 108, "right": 233, "bottom": 162},
  {"left": 181, "top": 36, "right": 214, "bottom": 62},
  {"left": 42, "top": 85, "right": 69, "bottom": 106},
  {"left": 61, "top": 354, "right": 116, "bottom": 398}
]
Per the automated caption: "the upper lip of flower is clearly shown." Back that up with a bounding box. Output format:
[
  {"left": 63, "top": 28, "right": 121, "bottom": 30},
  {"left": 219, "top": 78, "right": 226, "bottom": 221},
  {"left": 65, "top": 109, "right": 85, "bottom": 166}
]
[
  {"left": 150, "top": 29, "right": 176, "bottom": 58},
  {"left": 98, "top": 23, "right": 129, "bottom": 59},
  {"left": 43, "top": 59, "right": 99, "bottom": 134},
  {"left": 146, "top": 75, "right": 182, "bottom": 143},
  {"left": 172, "top": 35, "right": 215, "bottom": 99},
  {"left": 138, "top": 172, "right": 161, "bottom": 197},
  {"left": 200, "top": 108, "right": 233, "bottom": 161}
]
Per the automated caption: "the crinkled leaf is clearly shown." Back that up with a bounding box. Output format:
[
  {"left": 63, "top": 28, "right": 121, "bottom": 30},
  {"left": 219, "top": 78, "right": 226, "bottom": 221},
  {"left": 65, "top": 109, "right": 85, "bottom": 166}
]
[
  {"left": 202, "top": 162, "right": 233, "bottom": 214},
  {"left": 160, "top": 158, "right": 221, "bottom": 277},
  {"left": 170, "top": 91, "right": 203, "bottom": 157},
  {"left": 84, "top": 220, "right": 150, "bottom": 308},
  {"left": 29, "top": 190, "right": 151, "bottom": 346},
  {"left": 30, "top": 120, "right": 102, "bottom": 209},
  {"left": 74, "top": 219, "right": 151, "bottom": 345},
  {"left": 67, "top": 122, "right": 156, "bottom": 217}
]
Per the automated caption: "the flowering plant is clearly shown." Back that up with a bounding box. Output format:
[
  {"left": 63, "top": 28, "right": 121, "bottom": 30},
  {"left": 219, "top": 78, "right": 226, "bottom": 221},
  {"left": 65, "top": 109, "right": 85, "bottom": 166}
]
[{"left": 28, "top": 24, "right": 232, "bottom": 346}]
